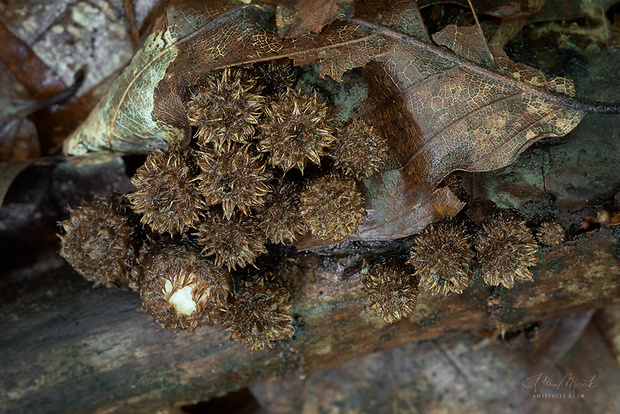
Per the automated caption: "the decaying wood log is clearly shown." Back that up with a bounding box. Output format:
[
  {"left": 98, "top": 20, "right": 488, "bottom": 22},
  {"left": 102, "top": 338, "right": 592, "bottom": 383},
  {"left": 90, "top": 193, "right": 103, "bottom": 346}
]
[{"left": 1, "top": 227, "right": 619, "bottom": 413}]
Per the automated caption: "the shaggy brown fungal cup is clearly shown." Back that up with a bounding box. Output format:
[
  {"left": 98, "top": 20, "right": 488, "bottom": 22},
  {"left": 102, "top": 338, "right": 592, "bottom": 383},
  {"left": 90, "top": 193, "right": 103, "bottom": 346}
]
[
  {"left": 407, "top": 219, "right": 474, "bottom": 296},
  {"left": 195, "top": 147, "right": 271, "bottom": 220},
  {"left": 254, "top": 177, "right": 306, "bottom": 244},
  {"left": 475, "top": 212, "right": 539, "bottom": 289},
  {"left": 536, "top": 221, "right": 567, "bottom": 246},
  {"left": 330, "top": 118, "right": 388, "bottom": 179},
  {"left": 362, "top": 260, "right": 419, "bottom": 323},
  {"left": 128, "top": 148, "right": 204, "bottom": 234},
  {"left": 194, "top": 208, "right": 267, "bottom": 270},
  {"left": 220, "top": 277, "right": 294, "bottom": 350},
  {"left": 187, "top": 68, "right": 264, "bottom": 154},
  {"left": 258, "top": 88, "right": 335, "bottom": 174},
  {"left": 299, "top": 173, "right": 366, "bottom": 241},
  {"left": 134, "top": 240, "right": 233, "bottom": 332},
  {"left": 59, "top": 193, "right": 139, "bottom": 288}
]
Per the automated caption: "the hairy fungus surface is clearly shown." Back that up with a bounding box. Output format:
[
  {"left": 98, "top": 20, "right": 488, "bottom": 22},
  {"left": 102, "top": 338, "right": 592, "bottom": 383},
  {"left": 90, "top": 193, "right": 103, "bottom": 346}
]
[
  {"left": 300, "top": 174, "right": 366, "bottom": 241},
  {"left": 331, "top": 118, "right": 389, "bottom": 179},
  {"left": 134, "top": 241, "right": 233, "bottom": 332},
  {"left": 196, "top": 147, "right": 271, "bottom": 219},
  {"left": 59, "top": 193, "right": 138, "bottom": 288},
  {"left": 187, "top": 68, "right": 264, "bottom": 153},
  {"left": 251, "top": 61, "right": 298, "bottom": 95},
  {"left": 220, "top": 277, "right": 294, "bottom": 350},
  {"left": 194, "top": 209, "right": 267, "bottom": 271},
  {"left": 407, "top": 219, "right": 474, "bottom": 295},
  {"left": 536, "top": 221, "right": 567, "bottom": 245},
  {"left": 254, "top": 178, "right": 306, "bottom": 244},
  {"left": 475, "top": 212, "right": 540, "bottom": 289},
  {"left": 128, "top": 148, "right": 204, "bottom": 234},
  {"left": 362, "top": 260, "right": 419, "bottom": 323},
  {"left": 258, "top": 88, "right": 335, "bottom": 173}
]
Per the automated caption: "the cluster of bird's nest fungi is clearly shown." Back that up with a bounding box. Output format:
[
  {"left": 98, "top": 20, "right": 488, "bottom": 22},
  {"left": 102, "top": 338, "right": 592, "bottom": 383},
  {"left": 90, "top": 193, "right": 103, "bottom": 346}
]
[{"left": 59, "top": 63, "right": 553, "bottom": 350}]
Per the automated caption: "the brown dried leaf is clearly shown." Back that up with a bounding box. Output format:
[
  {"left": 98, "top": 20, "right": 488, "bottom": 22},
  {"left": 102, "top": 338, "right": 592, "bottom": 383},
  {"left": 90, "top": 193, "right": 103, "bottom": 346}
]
[
  {"left": 355, "top": 171, "right": 464, "bottom": 241},
  {"left": 0, "top": 16, "right": 90, "bottom": 156},
  {"left": 263, "top": 0, "right": 355, "bottom": 38},
  {"left": 356, "top": 9, "right": 584, "bottom": 187},
  {"left": 488, "top": 0, "right": 545, "bottom": 46}
]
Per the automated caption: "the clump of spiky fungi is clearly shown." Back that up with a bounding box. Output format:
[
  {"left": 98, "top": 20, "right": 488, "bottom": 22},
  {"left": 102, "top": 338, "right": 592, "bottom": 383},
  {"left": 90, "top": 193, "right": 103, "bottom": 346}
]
[
  {"left": 132, "top": 239, "right": 233, "bottom": 332},
  {"left": 194, "top": 208, "right": 267, "bottom": 271},
  {"left": 195, "top": 146, "right": 271, "bottom": 219},
  {"left": 127, "top": 148, "right": 204, "bottom": 234},
  {"left": 407, "top": 219, "right": 474, "bottom": 295},
  {"left": 536, "top": 221, "right": 567, "bottom": 246},
  {"left": 187, "top": 68, "right": 265, "bottom": 153},
  {"left": 220, "top": 276, "right": 294, "bottom": 350},
  {"left": 330, "top": 118, "right": 389, "bottom": 179},
  {"left": 475, "top": 212, "right": 539, "bottom": 289},
  {"left": 59, "top": 193, "right": 140, "bottom": 288},
  {"left": 254, "top": 178, "right": 306, "bottom": 244},
  {"left": 299, "top": 173, "right": 367, "bottom": 241},
  {"left": 362, "top": 260, "right": 419, "bottom": 323},
  {"left": 258, "top": 88, "right": 335, "bottom": 173}
]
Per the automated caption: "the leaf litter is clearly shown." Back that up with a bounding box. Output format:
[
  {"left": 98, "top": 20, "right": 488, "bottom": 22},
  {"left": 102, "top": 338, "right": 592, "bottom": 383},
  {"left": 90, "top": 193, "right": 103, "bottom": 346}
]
[{"left": 61, "top": 0, "right": 618, "bottom": 244}]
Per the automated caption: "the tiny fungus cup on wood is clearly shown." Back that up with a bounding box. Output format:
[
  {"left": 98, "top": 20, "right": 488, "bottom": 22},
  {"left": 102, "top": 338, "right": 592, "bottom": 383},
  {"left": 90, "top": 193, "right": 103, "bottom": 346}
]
[
  {"left": 407, "top": 218, "right": 475, "bottom": 296},
  {"left": 475, "top": 212, "right": 540, "bottom": 289}
]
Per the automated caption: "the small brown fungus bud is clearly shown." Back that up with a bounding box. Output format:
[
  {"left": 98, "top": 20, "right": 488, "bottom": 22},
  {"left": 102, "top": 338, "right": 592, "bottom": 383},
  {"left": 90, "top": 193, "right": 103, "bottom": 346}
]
[
  {"left": 536, "top": 221, "right": 567, "bottom": 245},
  {"left": 331, "top": 118, "right": 388, "bottom": 179},
  {"left": 59, "top": 193, "right": 139, "bottom": 288},
  {"left": 362, "top": 260, "right": 419, "bottom": 323},
  {"left": 194, "top": 208, "right": 267, "bottom": 270},
  {"left": 475, "top": 212, "right": 539, "bottom": 289},
  {"left": 195, "top": 147, "right": 271, "bottom": 219},
  {"left": 220, "top": 277, "right": 294, "bottom": 350},
  {"left": 299, "top": 173, "right": 366, "bottom": 241},
  {"left": 407, "top": 219, "right": 474, "bottom": 295},
  {"left": 128, "top": 148, "right": 204, "bottom": 234},
  {"left": 187, "top": 68, "right": 264, "bottom": 153},
  {"left": 254, "top": 178, "right": 306, "bottom": 244},
  {"left": 596, "top": 209, "right": 612, "bottom": 225},
  {"left": 258, "top": 88, "right": 335, "bottom": 173},
  {"left": 134, "top": 240, "right": 233, "bottom": 332}
]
